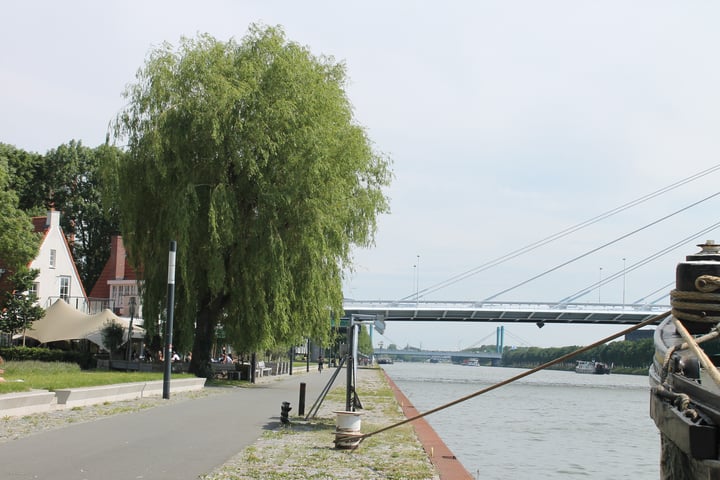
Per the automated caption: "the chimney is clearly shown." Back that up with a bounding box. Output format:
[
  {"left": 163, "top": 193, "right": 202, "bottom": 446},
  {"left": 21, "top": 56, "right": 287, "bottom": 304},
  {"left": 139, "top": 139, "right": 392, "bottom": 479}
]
[
  {"left": 112, "top": 236, "right": 127, "bottom": 280},
  {"left": 47, "top": 209, "right": 61, "bottom": 228}
]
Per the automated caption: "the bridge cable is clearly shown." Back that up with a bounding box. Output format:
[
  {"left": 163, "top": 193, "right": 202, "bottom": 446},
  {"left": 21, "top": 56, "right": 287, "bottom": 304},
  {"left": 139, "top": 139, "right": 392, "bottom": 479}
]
[
  {"left": 632, "top": 281, "right": 675, "bottom": 305},
  {"left": 399, "top": 163, "right": 720, "bottom": 301},
  {"left": 339, "top": 310, "right": 669, "bottom": 447},
  {"left": 464, "top": 330, "right": 498, "bottom": 350},
  {"left": 482, "top": 191, "right": 720, "bottom": 302},
  {"left": 554, "top": 219, "right": 720, "bottom": 305},
  {"left": 502, "top": 329, "right": 533, "bottom": 348}
]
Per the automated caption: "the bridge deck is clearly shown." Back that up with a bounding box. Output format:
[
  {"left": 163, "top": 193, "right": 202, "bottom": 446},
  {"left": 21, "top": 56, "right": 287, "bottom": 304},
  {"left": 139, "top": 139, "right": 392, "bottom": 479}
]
[{"left": 343, "top": 300, "right": 668, "bottom": 325}]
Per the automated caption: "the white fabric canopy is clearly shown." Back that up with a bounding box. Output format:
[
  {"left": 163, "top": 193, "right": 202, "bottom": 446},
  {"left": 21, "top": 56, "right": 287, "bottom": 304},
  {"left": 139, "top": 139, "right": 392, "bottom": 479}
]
[{"left": 22, "top": 299, "right": 144, "bottom": 350}]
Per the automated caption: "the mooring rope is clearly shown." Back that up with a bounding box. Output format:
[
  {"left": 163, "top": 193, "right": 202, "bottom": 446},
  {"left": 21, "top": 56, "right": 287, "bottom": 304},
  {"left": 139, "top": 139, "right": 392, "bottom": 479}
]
[
  {"left": 341, "top": 310, "right": 670, "bottom": 446},
  {"left": 669, "top": 317, "right": 720, "bottom": 388}
]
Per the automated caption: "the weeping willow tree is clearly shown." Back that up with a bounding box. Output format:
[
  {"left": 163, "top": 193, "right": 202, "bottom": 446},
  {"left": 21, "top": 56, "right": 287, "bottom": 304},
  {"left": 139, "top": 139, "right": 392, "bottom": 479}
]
[{"left": 104, "top": 26, "right": 391, "bottom": 376}]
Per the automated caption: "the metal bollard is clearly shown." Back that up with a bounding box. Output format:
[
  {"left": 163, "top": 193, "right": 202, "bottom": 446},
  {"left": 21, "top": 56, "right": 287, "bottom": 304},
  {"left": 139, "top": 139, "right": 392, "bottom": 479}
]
[{"left": 299, "top": 383, "right": 306, "bottom": 416}]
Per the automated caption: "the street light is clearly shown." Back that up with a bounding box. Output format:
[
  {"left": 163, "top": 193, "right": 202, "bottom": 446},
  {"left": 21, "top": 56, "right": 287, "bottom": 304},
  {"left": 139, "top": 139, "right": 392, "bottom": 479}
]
[
  {"left": 412, "top": 264, "right": 416, "bottom": 298},
  {"left": 416, "top": 254, "right": 420, "bottom": 303},
  {"left": 622, "top": 258, "right": 627, "bottom": 307},
  {"left": 126, "top": 297, "right": 136, "bottom": 363},
  {"left": 598, "top": 267, "right": 603, "bottom": 303}
]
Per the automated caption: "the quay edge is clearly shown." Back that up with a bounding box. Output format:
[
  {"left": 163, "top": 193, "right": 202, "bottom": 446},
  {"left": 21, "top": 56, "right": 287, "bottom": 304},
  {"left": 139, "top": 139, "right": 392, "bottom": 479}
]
[{"left": 382, "top": 369, "right": 474, "bottom": 480}]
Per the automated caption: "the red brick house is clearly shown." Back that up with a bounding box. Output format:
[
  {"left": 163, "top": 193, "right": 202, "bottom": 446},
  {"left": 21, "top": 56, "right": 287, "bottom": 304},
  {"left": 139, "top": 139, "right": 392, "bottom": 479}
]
[{"left": 89, "top": 235, "right": 142, "bottom": 319}]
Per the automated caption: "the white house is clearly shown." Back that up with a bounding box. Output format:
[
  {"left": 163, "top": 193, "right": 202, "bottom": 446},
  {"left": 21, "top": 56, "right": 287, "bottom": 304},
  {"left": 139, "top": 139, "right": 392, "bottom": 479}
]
[{"left": 29, "top": 209, "right": 88, "bottom": 311}]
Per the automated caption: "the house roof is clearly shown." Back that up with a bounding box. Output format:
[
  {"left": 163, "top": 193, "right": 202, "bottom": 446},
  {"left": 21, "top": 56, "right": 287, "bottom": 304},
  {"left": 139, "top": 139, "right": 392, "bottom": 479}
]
[
  {"left": 89, "top": 236, "right": 141, "bottom": 299},
  {"left": 0, "top": 210, "right": 87, "bottom": 299},
  {"left": 30, "top": 209, "right": 88, "bottom": 299}
]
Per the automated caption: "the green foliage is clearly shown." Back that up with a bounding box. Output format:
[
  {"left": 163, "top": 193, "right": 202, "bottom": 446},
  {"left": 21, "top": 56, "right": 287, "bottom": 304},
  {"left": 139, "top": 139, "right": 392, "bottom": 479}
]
[
  {"left": 0, "top": 359, "right": 169, "bottom": 393},
  {"left": 0, "top": 268, "right": 44, "bottom": 338},
  {"left": 502, "top": 338, "right": 655, "bottom": 369},
  {"left": 0, "top": 346, "right": 96, "bottom": 369},
  {"left": 0, "top": 155, "right": 40, "bottom": 272},
  {"left": 105, "top": 26, "right": 391, "bottom": 372},
  {"left": 36, "top": 141, "right": 121, "bottom": 292},
  {"left": 357, "top": 325, "right": 373, "bottom": 355},
  {"left": 101, "top": 321, "right": 125, "bottom": 358},
  {"left": 0, "top": 143, "right": 44, "bottom": 214},
  {"left": 0, "top": 141, "right": 121, "bottom": 293}
]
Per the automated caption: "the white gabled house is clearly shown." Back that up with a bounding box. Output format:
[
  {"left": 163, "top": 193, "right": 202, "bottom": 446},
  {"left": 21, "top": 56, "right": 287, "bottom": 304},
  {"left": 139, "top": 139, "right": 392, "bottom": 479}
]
[{"left": 29, "top": 209, "right": 88, "bottom": 311}]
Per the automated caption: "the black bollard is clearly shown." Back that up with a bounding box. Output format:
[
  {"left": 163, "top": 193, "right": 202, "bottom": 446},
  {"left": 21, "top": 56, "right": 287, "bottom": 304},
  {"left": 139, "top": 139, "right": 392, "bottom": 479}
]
[
  {"left": 280, "top": 401, "right": 292, "bottom": 424},
  {"left": 299, "top": 382, "right": 306, "bottom": 416}
]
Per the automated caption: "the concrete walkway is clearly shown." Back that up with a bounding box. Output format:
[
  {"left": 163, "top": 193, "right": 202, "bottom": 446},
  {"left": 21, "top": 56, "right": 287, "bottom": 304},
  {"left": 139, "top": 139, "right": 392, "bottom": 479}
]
[{"left": 0, "top": 369, "right": 337, "bottom": 480}]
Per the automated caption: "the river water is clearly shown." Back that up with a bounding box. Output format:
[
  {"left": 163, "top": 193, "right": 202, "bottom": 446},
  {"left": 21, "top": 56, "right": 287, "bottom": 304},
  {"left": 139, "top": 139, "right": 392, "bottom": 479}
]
[{"left": 382, "top": 362, "right": 660, "bottom": 480}]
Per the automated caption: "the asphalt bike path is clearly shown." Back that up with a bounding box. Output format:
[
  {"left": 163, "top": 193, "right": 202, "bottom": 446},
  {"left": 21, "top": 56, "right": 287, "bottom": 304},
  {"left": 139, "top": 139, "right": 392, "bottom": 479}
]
[{"left": 1, "top": 369, "right": 336, "bottom": 480}]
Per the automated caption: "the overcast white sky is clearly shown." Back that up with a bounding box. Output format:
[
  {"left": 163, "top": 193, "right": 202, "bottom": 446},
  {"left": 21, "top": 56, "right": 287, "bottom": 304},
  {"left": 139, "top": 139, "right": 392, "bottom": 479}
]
[{"left": 3, "top": 1, "right": 720, "bottom": 348}]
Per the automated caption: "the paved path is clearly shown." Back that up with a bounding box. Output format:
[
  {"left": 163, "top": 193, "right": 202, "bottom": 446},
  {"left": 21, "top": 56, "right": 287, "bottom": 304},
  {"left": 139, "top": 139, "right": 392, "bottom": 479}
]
[{"left": 1, "top": 369, "right": 338, "bottom": 480}]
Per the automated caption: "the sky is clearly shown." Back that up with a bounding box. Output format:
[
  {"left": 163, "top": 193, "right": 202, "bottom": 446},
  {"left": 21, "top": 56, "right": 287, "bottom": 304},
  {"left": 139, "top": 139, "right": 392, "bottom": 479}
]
[{"left": 3, "top": 1, "right": 720, "bottom": 349}]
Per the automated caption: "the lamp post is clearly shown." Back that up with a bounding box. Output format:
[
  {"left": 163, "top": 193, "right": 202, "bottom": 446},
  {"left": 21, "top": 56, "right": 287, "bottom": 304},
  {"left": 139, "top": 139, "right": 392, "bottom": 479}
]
[
  {"left": 412, "top": 264, "right": 416, "bottom": 297},
  {"left": 126, "top": 297, "right": 136, "bottom": 363},
  {"left": 598, "top": 267, "right": 603, "bottom": 303},
  {"left": 163, "top": 240, "right": 177, "bottom": 399},
  {"left": 622, "top": 258, "right": 627, "bottom": 307},
  {"left": 416, "top": 254, "right": 420, "bottom": 303}
]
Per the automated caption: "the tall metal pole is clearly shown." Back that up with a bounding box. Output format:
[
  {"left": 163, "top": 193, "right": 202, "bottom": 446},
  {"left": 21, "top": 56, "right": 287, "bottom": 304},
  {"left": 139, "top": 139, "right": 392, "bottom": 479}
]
[
  {"left": 622, "top": 257, "right": 627, "bottom": 306},
  {"left": 412, "top": 264, "right": 416, "bottom": 299},
  {"left": 163, "top": 241, "right": 177, "bottom": 399},
  {"left": 345, "top": 317, "right": 354, "bottom": 411},
  {"left": 289, "top": 346, "right": 294, "bottom": 376},
  {"left": 416, "top": 254, "right": 420, "bottom": 303},
  {"left": 125, "top": 297, "right": 136, "bottom": 367}
]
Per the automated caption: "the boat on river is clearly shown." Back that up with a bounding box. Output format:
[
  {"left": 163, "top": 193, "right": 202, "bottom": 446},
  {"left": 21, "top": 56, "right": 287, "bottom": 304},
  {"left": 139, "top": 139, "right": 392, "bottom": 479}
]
[
  {"left": 575, "top": 360, "right": 611, "bottom": 374},
  {"left": 649, "top": 241, "right": 720, "bottom": 479}
]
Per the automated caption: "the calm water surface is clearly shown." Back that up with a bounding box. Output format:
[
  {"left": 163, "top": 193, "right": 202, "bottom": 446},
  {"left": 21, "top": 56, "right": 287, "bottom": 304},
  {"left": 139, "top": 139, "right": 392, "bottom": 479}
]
[{"left": 382, "top": 363, "right": 660, "bottom": 480}]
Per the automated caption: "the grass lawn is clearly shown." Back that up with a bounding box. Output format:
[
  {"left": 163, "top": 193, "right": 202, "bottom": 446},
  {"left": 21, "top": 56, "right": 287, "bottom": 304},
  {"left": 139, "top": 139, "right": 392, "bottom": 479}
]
[{"left": 0, "top": 360, "right": 193, "bottom": 394}]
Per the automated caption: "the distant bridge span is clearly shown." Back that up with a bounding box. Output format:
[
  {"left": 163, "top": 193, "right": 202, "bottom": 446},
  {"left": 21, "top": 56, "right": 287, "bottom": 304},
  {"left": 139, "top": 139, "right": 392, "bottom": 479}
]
[
  {"left": 374, "top": 348, "right": 502, "bottom": 361},
  {"left": 342, "top": 300, "right": 669, "bottom": 326}
]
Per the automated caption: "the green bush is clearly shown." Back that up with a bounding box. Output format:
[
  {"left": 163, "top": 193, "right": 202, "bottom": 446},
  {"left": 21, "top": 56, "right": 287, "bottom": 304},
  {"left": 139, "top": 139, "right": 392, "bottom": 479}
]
[{"left": 0, "top": 346, "right": 96, "bottom": 369}]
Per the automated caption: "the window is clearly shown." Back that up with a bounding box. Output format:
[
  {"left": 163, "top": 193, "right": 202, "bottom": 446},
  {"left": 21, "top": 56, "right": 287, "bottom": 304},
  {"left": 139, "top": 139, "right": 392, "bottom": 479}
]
[
  {"left": 29, "top": 283, "right": 38, "bottom": 299},
  {"left": 50, "top": 249, "right": 57, "bottom": 268},
  {"left": 59, "top": 276, "right": 70, "bottom": 301}
]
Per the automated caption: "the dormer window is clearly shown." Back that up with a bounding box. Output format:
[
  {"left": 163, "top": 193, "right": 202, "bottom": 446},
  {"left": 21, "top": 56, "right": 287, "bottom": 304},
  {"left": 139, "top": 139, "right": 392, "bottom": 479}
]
[{"left": 50, "top": 249, "right": 57, "bottom": 268}]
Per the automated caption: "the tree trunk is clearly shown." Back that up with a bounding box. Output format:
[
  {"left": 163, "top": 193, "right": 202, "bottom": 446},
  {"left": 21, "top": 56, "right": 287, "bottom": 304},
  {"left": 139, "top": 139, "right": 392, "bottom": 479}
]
[
  {"left": 189, "top": 294, "right": 224, "bottom": 377},
  {"left": 189, "top": 311, "right": 213, "bottom": 377}
]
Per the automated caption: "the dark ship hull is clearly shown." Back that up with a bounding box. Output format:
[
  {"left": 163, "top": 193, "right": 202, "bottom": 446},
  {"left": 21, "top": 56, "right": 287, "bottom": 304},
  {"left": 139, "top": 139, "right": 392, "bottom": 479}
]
[{"left": 649, "top": 241, "right": 720, "bottom": 479}]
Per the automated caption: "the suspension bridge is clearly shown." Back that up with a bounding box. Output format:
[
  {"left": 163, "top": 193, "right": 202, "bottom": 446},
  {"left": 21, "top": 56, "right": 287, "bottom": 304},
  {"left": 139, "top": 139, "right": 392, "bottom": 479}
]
[
  {"left": 342, "top": 299, "right": 667, "bottom": 326},
  {"left": 340, "top": 166, "right": 720, "bottom": 350}
]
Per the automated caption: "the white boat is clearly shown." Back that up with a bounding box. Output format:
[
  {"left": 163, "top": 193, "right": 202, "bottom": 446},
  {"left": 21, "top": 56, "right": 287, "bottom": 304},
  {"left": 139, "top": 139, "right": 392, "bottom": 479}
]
[{"left": 575, "top": 360, "right": 611, "bottom": 374}]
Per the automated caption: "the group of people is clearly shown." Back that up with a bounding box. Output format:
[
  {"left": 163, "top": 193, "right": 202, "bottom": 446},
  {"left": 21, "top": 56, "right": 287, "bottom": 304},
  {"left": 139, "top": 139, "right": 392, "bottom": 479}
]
[{"left": 217, "top": 348, "right": 234, "bottom": 364}]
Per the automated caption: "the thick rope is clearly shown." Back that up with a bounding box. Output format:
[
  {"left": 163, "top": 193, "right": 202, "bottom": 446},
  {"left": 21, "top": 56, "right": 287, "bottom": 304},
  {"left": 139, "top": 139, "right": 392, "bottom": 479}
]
[
  {"left": 670, "top": 275, "right": 720, "bottom": 324},
  {"left": 341, "top": 311, "right": 669, "bottom": 446},
  {"left": 666, "top": 276, "right": 720, "bottom": 387},
  {"left": 696, "top": 275, "right": 720, "bottom": 293},
  {"left": 670, "top": 316, "right": 720, "bottom": 388}
]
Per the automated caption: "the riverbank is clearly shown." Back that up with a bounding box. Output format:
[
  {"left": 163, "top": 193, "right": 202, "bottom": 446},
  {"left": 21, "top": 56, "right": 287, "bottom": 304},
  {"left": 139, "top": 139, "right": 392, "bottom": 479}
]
[
  {"left": 201, "top": 367, "right": 444, "bottom": 479},
  {"left": 1, "top": 367, "right": 468, "bottom": 479}
]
